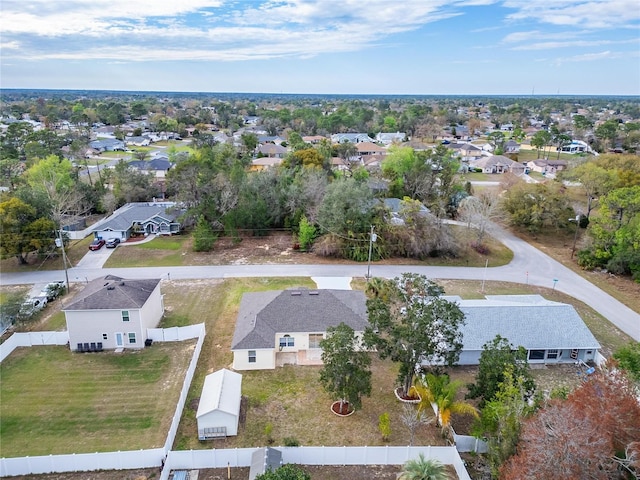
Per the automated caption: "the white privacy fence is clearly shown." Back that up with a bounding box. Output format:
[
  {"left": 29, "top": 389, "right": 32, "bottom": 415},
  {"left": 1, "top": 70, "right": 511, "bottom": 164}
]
[
  {"left": 452, "top": 428, "right": 488, "bottom": 454},
  {"left": 162, "top": 323, "right": 206, "bottom": 453},
  {"left": 148, "top": 324, "right": 203, "bottom": 342},
  {"left": 0, "top": 449, "right": 165, "bottom": 476},
  {"left": 1, "top": 324, "right": 472, "bottom": 480},
  {"left": 0, "top": 331, "right": 69, "bottom": 362},
  {"left": 0, "top": 324, "right": 206, "bottom": 477},
  {"left": 162, "top": 446, "right": 471, "bottom": 480}
]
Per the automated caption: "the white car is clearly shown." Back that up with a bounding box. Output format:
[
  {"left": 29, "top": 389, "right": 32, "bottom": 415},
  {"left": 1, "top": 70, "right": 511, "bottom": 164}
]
[{"left": 20, "top": 296, "right": 48, "bottom": 317}]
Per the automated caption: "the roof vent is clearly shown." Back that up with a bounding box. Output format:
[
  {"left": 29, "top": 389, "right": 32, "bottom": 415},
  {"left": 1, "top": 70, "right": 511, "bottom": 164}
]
[
  {"left": 120, "top": 282, "right": 125, "bottom": 286},
  {"left": 309, "top": 291, "right": 319, "bottom": 295},
  {"left": 290, "top": 291, "right": 301, "bottom": 296},
  {"left": 106, "top": 286, "right": 115, "bottom": 290}
]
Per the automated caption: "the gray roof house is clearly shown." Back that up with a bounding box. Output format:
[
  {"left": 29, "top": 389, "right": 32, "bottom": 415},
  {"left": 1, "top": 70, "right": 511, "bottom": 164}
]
[
  {"left": 231, "top": 289, "right": 369, "bottom": 370},
  {"left": 427, "top": 295, "right": 601, "bottom": 366},
  {"left": 89, "top": 139, "right": 126, "bottom": 152},
  {"left": 469, "top": 155, "right": 525, "bottom": 174},
  {"left": 331, "top": 133, "right": 374, "bottom": 144},
  {"left": 63, "top": 275, "right": 163, "bottom": 351},
  {"left": 92, "top": 202, "right": 181, "bottom": 241}
]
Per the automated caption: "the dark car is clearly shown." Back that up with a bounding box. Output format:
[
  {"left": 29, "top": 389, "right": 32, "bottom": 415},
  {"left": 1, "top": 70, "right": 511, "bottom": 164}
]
[
  {"left": 89, "top": 238, "right": 106, "bottom": 251},
  {"left": 105, "top": 238, "right": 121, "bottom": 248}
]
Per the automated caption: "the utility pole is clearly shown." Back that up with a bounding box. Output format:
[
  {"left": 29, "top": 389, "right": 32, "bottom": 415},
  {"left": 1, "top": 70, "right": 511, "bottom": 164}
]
[
  {"left": 56, "top": 229, "right": 70, "bottom": 292},
  {"left": 366, "top": 225, "right": 376, "bottom": 281}
]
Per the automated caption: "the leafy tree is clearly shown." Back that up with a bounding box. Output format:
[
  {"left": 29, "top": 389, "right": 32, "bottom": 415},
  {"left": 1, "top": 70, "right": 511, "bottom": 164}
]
[
  {"left": 466, "top": 335, "right": 535, "bottom": 408},
  {"left": 192, "top": 215, "right": 216, "bottom": 252},
  {"left": 255, "top": 464, "right": 311, "bottom": 480},
  {"left": 595, "top": 119, "right": 620, "bottom": 151},
  {"left": 364, "top": 273, "right": 465, "bottom": 396},
  {"left": 412, "top": 373, "right": 477, "bottom": 431},
  {"left": 399, "top": 453, "right": 449, "bottom": 480},
  {"left": 297, "top": 215, "right": 316, "bottom": 251},
  {"left": 316, "top": 177, "right": 376, "bottom": 261},
  {"left": 487, "top": 131, "right": 505, "bottom": 154},
  {"left": 501, "top": 182, "right": 575, "bottom": 233},
  {"left": 378, "top": 412, "right": 391, "bottom": 441},
  {"left": 319, "top": 322, "right": 372, "bottom": 413},
  {"left": 0, "top": 196, "right": 56, "bottom": 264},
  {"left": 285, "top": 148, "right": 325, "bottom": 170},
  {"left": 613, "top": 342, "right": 640, "bottom": 382},
  {"left": 530, "top": 130, "right": 552, "bottom": 159},
  {"left": 111, "top": 159, "right": 158, "bottom": 207},
  {"left": 474, "top": 365, "right": 536, "bottom": 477},
  {"left": 561, "top": 161, "right": 615, "bottom": 218},
  {"left": 500, "top": 368, "right": 640, "bottom": 480}
]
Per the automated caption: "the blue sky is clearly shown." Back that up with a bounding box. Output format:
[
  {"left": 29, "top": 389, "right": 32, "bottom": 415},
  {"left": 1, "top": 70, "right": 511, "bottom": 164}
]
[{"left": 2, "top": 0, "right": 639, "bottom": 95}]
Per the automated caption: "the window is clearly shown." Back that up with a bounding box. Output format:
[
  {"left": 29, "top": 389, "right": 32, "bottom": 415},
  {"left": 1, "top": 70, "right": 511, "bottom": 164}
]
[
  {"left": 279, "top": 335, "right": 294, "bottom": 348},
  {"left": 122, "top": 311, "right": 130, "bottom": 322},
  {"left": 528, "top": 349, "right": 545, "bottom": 360},
  {"left": 102, "top": 333, "right": 108, "bottom": 340},
  {"left": 248, "top": 350, "right": 256, "bottom": 363},
  {"left": 128, "top": 333, "right": 136, "bottom": 344},
  {"left": 309, "top": 333, "right": 323, "bottom": 349},
  {"left": 547, "top": 349, "right": 559, "bottom": 359}
]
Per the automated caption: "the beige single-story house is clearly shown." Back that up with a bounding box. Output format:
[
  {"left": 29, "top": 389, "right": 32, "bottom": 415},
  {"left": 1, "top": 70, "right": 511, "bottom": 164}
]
[
  {"left": 231, "top": 289, "right": 368, "bottom": 370},
  {"left": 469, "top": 155, "right": 525, "bottom": 174},
  {"left": 526, "top": 159, "right": 568, "bottom": 174},
  {"left": 63, "top": 275, "right": 163, "bottom": 352}
]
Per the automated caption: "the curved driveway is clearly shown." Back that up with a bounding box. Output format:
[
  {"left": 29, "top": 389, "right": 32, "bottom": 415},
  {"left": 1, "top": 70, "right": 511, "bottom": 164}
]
[{"left": 1, "top": 224, "right": 638, "bottom": 341}]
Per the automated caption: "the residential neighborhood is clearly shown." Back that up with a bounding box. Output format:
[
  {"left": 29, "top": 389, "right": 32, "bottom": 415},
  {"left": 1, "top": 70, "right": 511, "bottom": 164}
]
[{"left": 1, "top": 91, "right": 639, "bottom": 480}]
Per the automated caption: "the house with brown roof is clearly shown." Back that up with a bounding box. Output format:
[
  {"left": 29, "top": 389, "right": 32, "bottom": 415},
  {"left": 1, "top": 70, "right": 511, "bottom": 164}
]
[
  {"left": 63, "top": 275, "right": 163, "bottom": 352},
  {"left": 231, "top": 289, "right": 368, "bottom": 370},
  {"left": 256, "top": 143, "right": 287, "bottom": 158}
]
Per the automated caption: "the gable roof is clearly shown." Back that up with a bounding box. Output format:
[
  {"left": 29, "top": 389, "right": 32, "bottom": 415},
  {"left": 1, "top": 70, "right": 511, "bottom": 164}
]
[
  {"left": 94, "top": 203, "right": 180, "bottom": 232},
  {"left": 128, "top": 158, "right": 172, "bottom": 172},
  {"left": 232, "top": 289, "right": 368, "bottom": 350},
  {"left": 445, "top": 295, "right": 600, "bottom": 351},
  {"left": 196, "top": 368, "right": 242, "bottom": 419},
  {"left": 63, "top": 275, "right": 160, "bottom": 311}
]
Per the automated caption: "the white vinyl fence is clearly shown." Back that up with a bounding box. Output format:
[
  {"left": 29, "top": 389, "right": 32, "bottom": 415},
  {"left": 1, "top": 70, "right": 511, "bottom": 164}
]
[
  {"left": 452, "top": 428, "right": 488, "bottom": 454},
  {"left": 162, "top": 446, "right": 471, "bottom": 480},
  {"left": 0, "top": 331, "right": 69, "bottom": 362},
  {"left": 148, "top": 324, "right": 203, "bottom": 342}
]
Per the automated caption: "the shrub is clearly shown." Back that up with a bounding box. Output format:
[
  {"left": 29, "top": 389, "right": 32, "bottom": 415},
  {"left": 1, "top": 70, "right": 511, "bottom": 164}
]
[{"left": 283, "top": 437, "right": 300, "bottom": 447}]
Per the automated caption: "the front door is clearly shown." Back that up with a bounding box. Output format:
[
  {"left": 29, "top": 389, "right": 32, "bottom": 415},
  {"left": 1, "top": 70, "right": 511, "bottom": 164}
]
[{"left": 115, "top": 332, "right": 124, "bottom": 347}]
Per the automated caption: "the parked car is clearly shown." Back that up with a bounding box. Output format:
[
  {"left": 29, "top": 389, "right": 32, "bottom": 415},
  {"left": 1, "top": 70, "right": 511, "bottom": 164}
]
[
  {"left": 89, "top": 239, "right": 106, "bottom": 251},
  {"left": 40, "top": 281, "right": 65, "bottom": 301},
  {"left": 105, "top": 238, "right": 121, "bottom": 248},
  {"left": 19, "top": 296, "right": 48, "bottom": 317}
]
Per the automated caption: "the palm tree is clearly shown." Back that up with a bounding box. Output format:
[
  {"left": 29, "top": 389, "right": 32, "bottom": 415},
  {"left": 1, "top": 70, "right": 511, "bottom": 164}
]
[
  {"left": 399, "top": 453, "right": 449, "bottom": 480},
  {"left": 411, "top": 373, "right": 478, "bottom": 432}
]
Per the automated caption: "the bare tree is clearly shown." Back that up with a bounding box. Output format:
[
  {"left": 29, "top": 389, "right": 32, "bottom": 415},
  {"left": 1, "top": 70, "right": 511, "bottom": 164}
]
[
  {"left": 457, "top": 189, "right": 501, "bottom": 246},
  {"left": 400, "top": 404, "right": 433, "bottom": 446}
]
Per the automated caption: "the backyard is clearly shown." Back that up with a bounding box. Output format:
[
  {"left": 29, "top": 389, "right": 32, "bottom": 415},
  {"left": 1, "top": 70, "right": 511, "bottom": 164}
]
[{"left": 0, "top": 340, "right": 195, "bottom": 458}]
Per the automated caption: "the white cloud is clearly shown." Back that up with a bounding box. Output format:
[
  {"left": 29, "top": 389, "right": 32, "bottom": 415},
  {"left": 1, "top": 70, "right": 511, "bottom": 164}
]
[
  {"left": 503, "top": 0, "right": 640, "bottom": 29},
  {"left": 552, "top": 50, "right": 620, "bottom": 65}
]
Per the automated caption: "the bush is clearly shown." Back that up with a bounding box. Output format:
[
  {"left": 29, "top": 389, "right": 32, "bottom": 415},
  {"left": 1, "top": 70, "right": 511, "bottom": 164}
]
[{"left": 283, "top": 437, "right": 300, "bottom": 447}]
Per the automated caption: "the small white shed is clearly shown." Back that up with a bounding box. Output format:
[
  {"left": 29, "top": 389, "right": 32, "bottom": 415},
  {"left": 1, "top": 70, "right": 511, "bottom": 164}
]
[{"left": 196, "top": 368, "right": 242, "bottom": 439}]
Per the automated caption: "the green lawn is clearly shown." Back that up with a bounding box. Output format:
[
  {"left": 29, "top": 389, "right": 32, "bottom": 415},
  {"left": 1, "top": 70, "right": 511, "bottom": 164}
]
[{"left": 0, "top": 342, "right": 194, "bottom": 457}]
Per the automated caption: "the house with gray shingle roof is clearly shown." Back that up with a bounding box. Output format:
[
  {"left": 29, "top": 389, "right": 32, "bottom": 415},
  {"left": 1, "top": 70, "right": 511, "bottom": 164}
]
[
  {"left": 426, "top": 295, "right": 600, "bottom": 366},
  {"left": 92, "top": 202, "right": 182, "bottom": 241},
  {"left": 231, "top": 289, "right": 368, "bottom": 370},
  {"left": 63, "top": 275, "right": 163, "bottom": 351}
]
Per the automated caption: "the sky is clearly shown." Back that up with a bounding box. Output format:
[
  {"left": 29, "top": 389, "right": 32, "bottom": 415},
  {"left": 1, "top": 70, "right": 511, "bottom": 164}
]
[{"left": 1, "top": 0, "right": 639, "bottom": 95}]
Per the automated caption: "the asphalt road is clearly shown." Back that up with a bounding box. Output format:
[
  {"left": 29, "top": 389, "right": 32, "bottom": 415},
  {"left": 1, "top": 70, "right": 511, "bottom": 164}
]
[{"left": 1, "top": 223, "right": 638, "bottom": 341}]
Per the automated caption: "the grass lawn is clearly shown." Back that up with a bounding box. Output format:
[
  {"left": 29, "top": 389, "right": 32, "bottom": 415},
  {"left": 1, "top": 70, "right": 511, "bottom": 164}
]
[
  {"left": 168, "top": 277, "right": 444, "bottom": 450},
  {"left": 0, "top": 341, "right": 195, "bottom": 458}
]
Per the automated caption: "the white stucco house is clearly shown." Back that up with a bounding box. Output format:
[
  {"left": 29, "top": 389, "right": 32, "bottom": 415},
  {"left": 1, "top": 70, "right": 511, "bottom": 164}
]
[
  {"left": 196, "top": 369, "right": 243, "bottom": 439},
  {"left": 431, "top": 295, "right": 601, "bottom": 366},
  {"left": 231, "top": 289, "right": 369, "bottom": 371},
  {"left": 63, "top": 275, "right": 163, "bottom": 352}
]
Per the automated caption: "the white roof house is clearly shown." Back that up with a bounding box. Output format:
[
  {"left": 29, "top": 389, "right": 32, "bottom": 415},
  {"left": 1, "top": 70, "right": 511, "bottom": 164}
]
[{"left": 196, "top": 368, "right": 243, "bottom": 439}]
